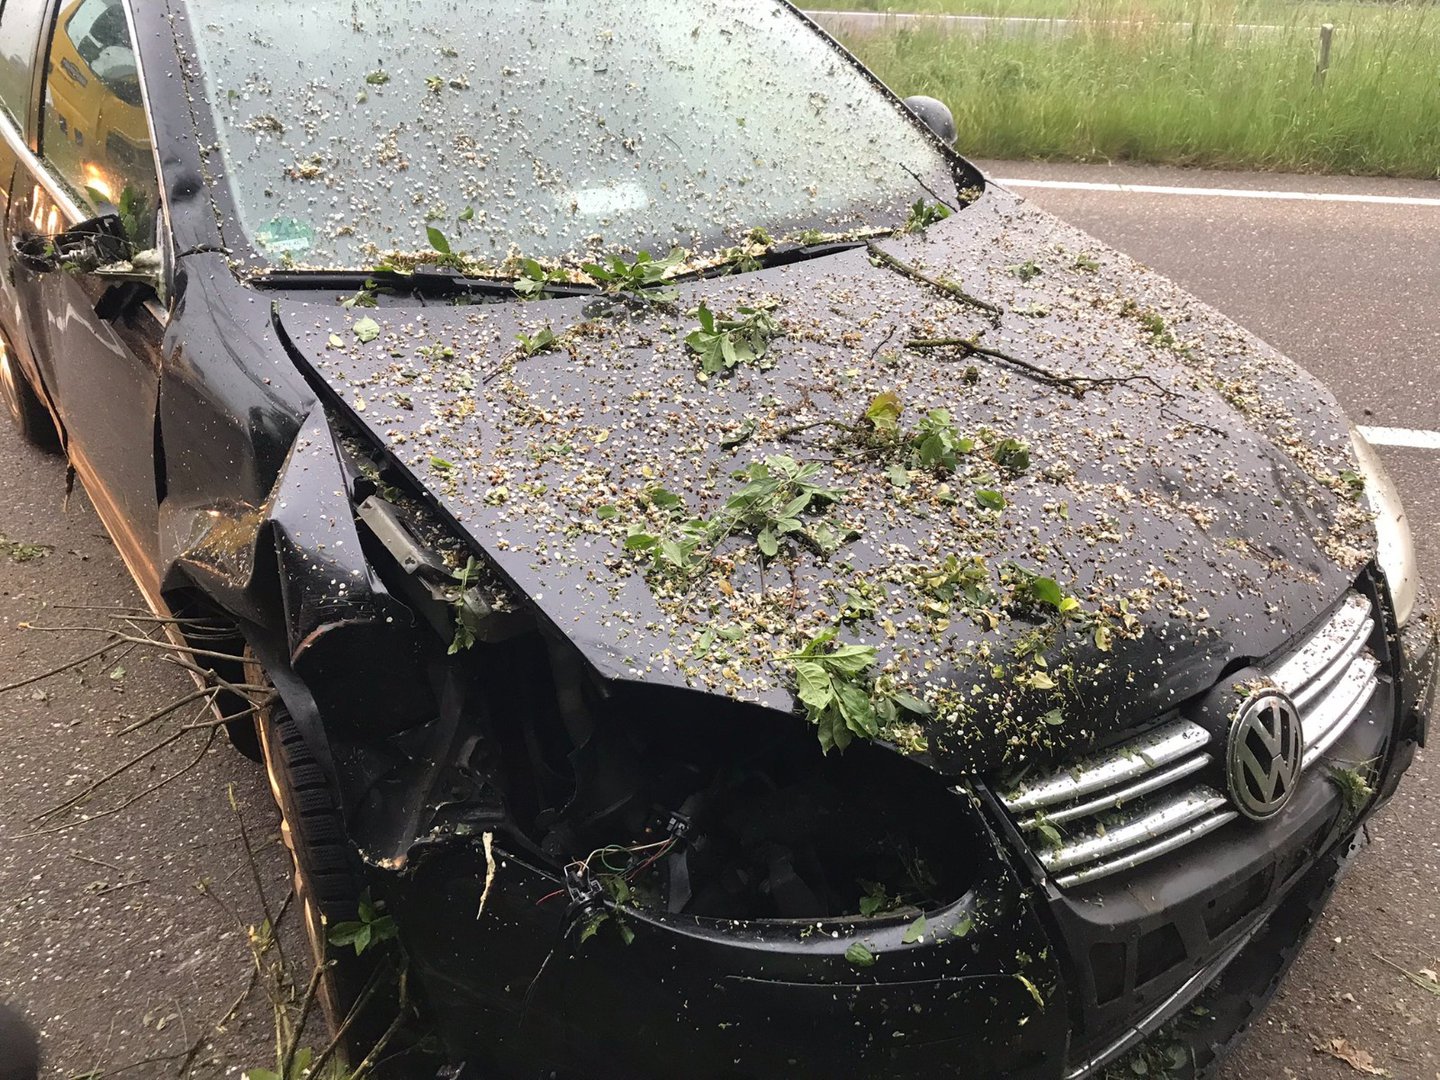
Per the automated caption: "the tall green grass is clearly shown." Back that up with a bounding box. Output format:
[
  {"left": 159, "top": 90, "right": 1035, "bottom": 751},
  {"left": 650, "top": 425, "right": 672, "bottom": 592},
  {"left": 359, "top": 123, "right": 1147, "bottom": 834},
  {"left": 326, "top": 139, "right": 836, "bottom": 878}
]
[
  {"left": 837, "top": 4, "right": 1440, "bottom": 175},
  {"left": 820, "top": 0, "right": 1436, "bottom": 24}
]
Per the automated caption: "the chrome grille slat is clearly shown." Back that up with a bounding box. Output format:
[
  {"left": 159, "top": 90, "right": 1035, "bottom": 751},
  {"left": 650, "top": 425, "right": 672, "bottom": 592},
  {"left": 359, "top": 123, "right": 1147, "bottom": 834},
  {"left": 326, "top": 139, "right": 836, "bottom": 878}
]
[
  {"left": 1302, "top": 656, "right": 1379, "bottom": 767},
  {"left": 1001, "top": 719, "right": 1210, "bottom": 814},
  {"left": 1019, "top": 755, "right": 1212, "bottom": 829},
  {"left": 1289, "top": 613, "right": 1373, "bottom": 712},
  {"left": 1000, "top": 591, "right": 1382, "bottom": 889},
  {"left": 1054, "top": 811, "right": 1239, "bottom": 889},
  {"left": 1271, "top": 595, "right": 1372, "bottom": 699},
  {"left": 1039, "top": 786, "right": 1231, "bottom": 873}
]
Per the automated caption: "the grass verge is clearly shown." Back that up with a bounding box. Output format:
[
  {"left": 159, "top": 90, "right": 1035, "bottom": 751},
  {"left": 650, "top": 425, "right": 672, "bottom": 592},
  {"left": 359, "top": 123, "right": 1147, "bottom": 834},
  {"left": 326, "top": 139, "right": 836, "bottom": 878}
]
[{"left": 832, "top": 2, "right": 1440, "bottom": 177}]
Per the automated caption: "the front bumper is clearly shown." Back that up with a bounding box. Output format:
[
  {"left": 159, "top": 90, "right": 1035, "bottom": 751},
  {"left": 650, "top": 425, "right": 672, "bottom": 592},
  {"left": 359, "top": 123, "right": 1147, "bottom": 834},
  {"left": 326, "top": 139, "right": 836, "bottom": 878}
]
[{"left": 392, "top": 603, "right": 1435, "bottom": 1080}]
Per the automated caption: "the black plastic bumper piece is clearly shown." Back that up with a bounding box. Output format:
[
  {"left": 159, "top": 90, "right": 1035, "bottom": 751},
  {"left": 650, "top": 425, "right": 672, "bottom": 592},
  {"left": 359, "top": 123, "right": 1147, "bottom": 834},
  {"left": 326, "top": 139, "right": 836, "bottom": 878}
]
[{"left": 393, "top": 841, "right": 1072, "bottom": 1080}]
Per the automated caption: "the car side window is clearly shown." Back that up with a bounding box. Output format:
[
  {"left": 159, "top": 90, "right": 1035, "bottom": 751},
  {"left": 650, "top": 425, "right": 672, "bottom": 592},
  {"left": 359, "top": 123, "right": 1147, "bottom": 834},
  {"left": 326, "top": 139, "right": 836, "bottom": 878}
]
[
  {"left": 0, "top": 0, "right": 51, "bottom": 128},
  {"left": 40, "top": 0, "right": 158, "bottom": 242}
]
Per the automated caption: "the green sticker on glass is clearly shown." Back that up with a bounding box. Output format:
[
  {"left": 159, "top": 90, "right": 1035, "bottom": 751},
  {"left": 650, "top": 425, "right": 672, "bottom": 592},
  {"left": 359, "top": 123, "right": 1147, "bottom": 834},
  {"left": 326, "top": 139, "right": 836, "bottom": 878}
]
[{"left": 254, "top": 217, "right": 315, "bottom": 255}]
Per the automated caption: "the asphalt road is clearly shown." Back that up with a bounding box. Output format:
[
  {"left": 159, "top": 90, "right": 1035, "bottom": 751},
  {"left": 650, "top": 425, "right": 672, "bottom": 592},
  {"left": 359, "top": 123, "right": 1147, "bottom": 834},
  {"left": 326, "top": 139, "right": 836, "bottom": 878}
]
[
  {"left": 1, "top": 161, "right": 1437, "bottom": 1079},
  {"left": 981, "top": 160, "right": 1440, "bottom": 1080}
]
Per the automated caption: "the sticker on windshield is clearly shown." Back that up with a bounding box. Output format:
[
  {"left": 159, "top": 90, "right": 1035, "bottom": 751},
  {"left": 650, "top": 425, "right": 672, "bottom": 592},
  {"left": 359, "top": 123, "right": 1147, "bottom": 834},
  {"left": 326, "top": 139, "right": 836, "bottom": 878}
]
[
  {"left": 254, "top": 217, "right": 315, "bottom": 256},
  {"left": 570, "top": 183, "right": 649, "bottom": 217}
]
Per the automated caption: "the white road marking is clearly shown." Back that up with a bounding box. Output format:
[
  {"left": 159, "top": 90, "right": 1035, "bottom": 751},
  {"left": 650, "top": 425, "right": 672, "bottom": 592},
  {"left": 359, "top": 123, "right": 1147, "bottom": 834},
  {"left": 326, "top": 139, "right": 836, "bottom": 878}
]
[
  {"left": 1357, "top": 425, "right": 1440, "bottom": 451},
  {"left": 996, "top": 178, "right": 1440, "bottom": 208}
]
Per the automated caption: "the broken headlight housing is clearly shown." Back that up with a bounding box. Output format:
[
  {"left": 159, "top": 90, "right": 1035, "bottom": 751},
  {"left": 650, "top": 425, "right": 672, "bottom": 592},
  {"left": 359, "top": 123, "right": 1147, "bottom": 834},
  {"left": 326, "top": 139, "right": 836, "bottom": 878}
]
[
  {"left": 1350, "top": 426, "right": 1418, "bottom": 627},
  {"left": 522, "top": 682, "right": 989, "bottom": 922}
]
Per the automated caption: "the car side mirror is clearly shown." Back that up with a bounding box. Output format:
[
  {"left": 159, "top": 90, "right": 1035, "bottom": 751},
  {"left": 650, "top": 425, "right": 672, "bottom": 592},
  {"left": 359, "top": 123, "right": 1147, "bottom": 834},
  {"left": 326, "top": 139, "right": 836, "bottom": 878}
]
[
  {"left": 903, "top": 95, "right": 957, "bottom": 147},
  {"left": 13, "top": 213, "right": 161, "bottom": 297},
  {"left": 14, "top": 213, "right": 161, "bottom": 282}
]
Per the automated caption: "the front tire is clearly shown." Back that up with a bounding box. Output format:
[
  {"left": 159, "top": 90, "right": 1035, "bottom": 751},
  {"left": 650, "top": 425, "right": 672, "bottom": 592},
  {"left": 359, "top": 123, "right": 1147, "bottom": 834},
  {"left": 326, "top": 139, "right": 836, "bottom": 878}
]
[
  {"left": 250, "top": 665, "right": 387, "bottom": 1062},
  {"left": 0, "top": 337, "right": 61, "bottom": 452}
]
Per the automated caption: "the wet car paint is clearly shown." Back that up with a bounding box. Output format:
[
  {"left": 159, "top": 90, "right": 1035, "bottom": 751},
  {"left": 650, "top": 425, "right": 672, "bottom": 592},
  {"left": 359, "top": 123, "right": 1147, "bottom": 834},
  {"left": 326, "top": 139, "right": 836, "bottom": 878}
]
[{"left": 0, "top": 1, "right": 1432, "bottom": 1078}]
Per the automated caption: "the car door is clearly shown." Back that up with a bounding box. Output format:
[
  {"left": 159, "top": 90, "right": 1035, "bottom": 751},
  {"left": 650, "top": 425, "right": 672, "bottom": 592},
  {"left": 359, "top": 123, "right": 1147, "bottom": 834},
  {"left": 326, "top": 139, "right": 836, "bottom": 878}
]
[
  {"left": 0, "top": 0, "right": 52, "bottom": 358},
  {"left": 8, "top": 0, "right": 168, "bottom": 595}
]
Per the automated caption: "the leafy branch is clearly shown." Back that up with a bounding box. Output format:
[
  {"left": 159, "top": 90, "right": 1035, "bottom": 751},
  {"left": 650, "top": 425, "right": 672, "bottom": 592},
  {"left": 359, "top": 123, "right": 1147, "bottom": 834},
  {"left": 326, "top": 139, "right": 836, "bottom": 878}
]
[
  {"left": 686, "top": 302, "right": 780, "bottom": 378},
  {"left": 513, "top": 258, "right": 572, "bottom": 300},
  {"left": 615, "top": 456, "right": 852, "bottom": 580},
  {"left": 902, "top": 199, "right": 952, "bottom": 233},
  {"left": 582, "top": 248, "right": 686, "bottom": 303},
  {"left": 781, "top": 628, "right": 929, "bottom": 753},
  {"left": 907, "top": 335, "right": 1170, "bottom": 398},
  {"left": 866, "top": 242, "right": 1001, "bottom": 319},
  {"left": 328, "top": 889, "right": 398, "bottom": 956}
]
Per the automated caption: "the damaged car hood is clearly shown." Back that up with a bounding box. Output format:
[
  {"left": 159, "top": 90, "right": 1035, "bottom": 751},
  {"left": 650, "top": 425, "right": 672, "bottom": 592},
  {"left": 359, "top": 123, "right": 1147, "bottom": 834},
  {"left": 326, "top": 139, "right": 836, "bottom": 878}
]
[{"left": 273, "top": 186, "right": 1372, "bottom": 775}]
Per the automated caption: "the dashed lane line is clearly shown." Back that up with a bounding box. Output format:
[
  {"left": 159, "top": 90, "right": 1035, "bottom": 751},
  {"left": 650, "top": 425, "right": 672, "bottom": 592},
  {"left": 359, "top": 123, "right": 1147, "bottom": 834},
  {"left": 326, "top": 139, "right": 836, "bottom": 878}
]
[
  {"left": 996, "top": 178, "right": 1440, "bottom": 208},
  {"left": 1358, "top": 426, "right": 1440, "bottom": 451}
]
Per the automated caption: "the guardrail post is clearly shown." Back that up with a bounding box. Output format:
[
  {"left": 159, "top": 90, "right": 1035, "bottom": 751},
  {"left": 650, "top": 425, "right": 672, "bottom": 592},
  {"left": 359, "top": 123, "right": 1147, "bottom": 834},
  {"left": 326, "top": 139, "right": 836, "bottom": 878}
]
[{"left": 1314, "top": 23, "right": 1334, "bottom": 88}]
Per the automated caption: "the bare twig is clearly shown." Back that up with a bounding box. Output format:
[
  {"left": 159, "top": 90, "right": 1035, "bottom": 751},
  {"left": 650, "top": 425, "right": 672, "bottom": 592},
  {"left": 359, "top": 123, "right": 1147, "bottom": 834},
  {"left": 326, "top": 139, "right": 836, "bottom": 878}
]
[
  {"left": 70, "top": 851, "right": 125, "bottom": 872},
  {"left": 347, "top": 965, "right": 410, "bottom": 1080},
  {"left": 773, "top": 418, "right": 867, "bottom": 442},
  {"left": 901, "top": 164, "right": 956, "bottom": 213},
  {"left": 20, "top": 723, "right": 218, "bottom": 837},
  {"left": 227, "top": 783, "right": 289, "bottom": 977},
  {"left": 907, "top": 336, "right": 1171, "bottom": 398},
  {"left": 175, "top": 967, "right": 259, "bottom": 1077},
  {"left": 92, "top": 879, "right": 148, "bottom": 896},
  {"left": 476, "top": 831, "right": 498, "bottom": 920},
  {"left": 308, "top": 956, "right": 395, "bottom": 1080},
  {"left": 31, "top": 728, "right": 189, "bottom": 822},
  {"left": 115, "top": 685, "right": 220, "bottom": 735},
  {"left": 866, "top": 242, "right": 1001, "bottom": 318},
  {"left": 18, "top": 623, "right": 250, "bottom": 665},
  {"left": 1375, "top": 952, "right": 1440, "bottom": 997},
  {"left": 279, "top": 959, "right": 325, "bottom": 1078},
  {"left": 0, "top": 641, "right": 120, "bottom": 694}
]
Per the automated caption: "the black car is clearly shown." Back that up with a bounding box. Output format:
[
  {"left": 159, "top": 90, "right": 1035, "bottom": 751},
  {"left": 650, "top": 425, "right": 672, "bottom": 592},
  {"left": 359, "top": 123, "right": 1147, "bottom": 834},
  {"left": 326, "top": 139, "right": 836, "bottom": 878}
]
[{"left": 1, "top": 0, "right": 1433, "bottom": 1076}]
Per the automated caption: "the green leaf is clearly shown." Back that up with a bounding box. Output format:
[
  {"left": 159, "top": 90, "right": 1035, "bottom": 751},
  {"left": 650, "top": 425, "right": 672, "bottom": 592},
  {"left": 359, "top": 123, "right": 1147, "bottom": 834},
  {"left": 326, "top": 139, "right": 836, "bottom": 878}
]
[
  {"left": 353, "top": 316, "right": 381, "bottom": 343},
  {"left": 815, "top": 703, "right": 852, "bottom": 755},
  {"left": 1041, "top": 707, "right": 1065, "bottom": 727},
  {"left": 834, "top": 679, "right": 878, "bottom": 737},
  {"left": 429, "top": 455, "right": 454, "bottom": 472},
  {"left": 821, "top": 643, "right": 879, "bottom": 678},
  {"left": 845, "top": 941, "right": 877, "bottom": 968},
  {"left": 902, "top": 915, "right": 927, "bottom": 944},
  {"left": 694, "top": 628, "right": 716, "bottom": 656},
  {"left": 975, "top": 489, "right": 1006, "bottom": 511},
  {"left": 890, "top": 691, "right": 932, "bottom": 717},
  {"left": 952, "top": 915, "right": 974, "bottom": 938},
  {"left": 992, "top": 437, "right": 1031, "bottom": 472},
  {"left": 426, "top": 226, "right": 452, "bottom": 255},
  {"left": 756, "top": 527, "right": 779, "bottom": 558},
  {"left": 458, "top": 206, "right": 475, "bottom": 222},
  {"left": 649, "top": 488, "right": 683, "bottom": 511},
  {"left": 624, "top": 533, "right": 659, "bottom": 551},
  {"left": 578, "top": 912, "right": 607, "bottom": 943},
  {"left": 789, "top": 665, "right": 835, "bottom": 714},
  {"left": 1030, "top": 576, "right": 1064, "bottom": 609},
  {"left": 1016, "top": 973, "right": 1046, "bottom": 1009},
  {"left": 857, "top": 883, "right": 888, "bottom": 916},
  {"left": 595, "top": 505, "right": 619, "bottom": 521},
  {"left": 864, "top": 391, "right": 903, "bottom": 434}
]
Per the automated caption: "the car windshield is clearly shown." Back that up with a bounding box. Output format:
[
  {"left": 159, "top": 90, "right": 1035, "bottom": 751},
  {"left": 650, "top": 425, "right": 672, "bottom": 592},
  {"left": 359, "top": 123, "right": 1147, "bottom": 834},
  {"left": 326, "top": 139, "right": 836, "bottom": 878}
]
[{"left": 180, "top": 0, "right": 958, "bottom": 272}]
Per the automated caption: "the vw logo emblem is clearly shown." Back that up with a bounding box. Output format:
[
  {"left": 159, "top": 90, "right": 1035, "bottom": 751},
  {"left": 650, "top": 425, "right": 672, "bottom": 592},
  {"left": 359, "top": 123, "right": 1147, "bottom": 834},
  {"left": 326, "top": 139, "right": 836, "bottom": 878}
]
[{"left": 1226, "top": 689, "right": 1304, "bottom": 821}]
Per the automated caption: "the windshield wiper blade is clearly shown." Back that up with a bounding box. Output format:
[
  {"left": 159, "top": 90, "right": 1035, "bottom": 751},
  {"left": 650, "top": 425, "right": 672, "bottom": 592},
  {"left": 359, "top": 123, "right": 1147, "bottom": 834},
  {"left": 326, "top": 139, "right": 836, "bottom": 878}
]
[
  {"left": 680, "top": 240, "right": 869, "bottom": 284},
  {"left": 253, "top": 266, "right": 603, "bottom": 302}
]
